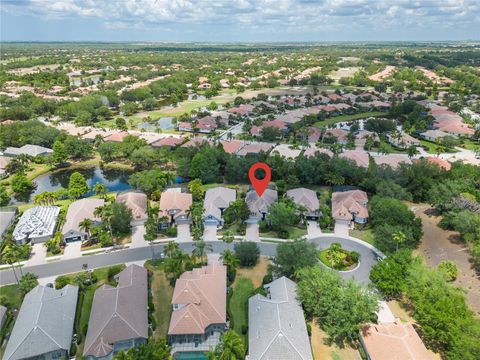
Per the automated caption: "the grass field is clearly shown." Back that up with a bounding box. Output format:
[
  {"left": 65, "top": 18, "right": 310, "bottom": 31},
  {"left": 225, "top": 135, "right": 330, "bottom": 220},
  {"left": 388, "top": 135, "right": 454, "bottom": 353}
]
[
  {"left": 145, "top": 260, "right": 174, "bottom": 339},
  {"left": 229, "top": 277, "right": 254, "bottom": 343},
  {"left": 419, "top": 139, "right": 458, "bottom": 154},
  {"left": 260, "top": 225, "right": 307, "bottom": 239},
  {"left": 314, "top": 111, "right": 385, "bottom": 127},
  {"left": 350, "top": 228, "right": 374, "bottom": 245}
]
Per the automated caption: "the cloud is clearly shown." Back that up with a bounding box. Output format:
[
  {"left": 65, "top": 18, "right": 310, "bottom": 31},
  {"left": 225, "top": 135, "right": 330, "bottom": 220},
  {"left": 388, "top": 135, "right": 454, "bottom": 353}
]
[{"left": 1, "top": 0, "right": 478, "bottom": 39}]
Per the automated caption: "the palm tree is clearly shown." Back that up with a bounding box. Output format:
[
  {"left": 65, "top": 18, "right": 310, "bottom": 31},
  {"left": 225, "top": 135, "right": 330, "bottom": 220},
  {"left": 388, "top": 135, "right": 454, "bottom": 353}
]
[
  {"left": 2, "top": 245, "right": 20, "bottom": 283},
  {"left": 93, "top": 183, "right": 108, "bottom": 199},
  {"left": 192, "top": 240, "right": 212, "bottom": 264},
  {"left": 79, "top": 218, "right": 93, "bottom": 239},
  {"left": 164, "top": 241, "right": 179, "bottom": 257},
  {"left": 393, "top": 231, "right": 406, "bottom": 251},
  {"left": 220, "top": 249, "right": 239, "bottom": 280},
  {"left": 407, "top": 145, "right": 419, "bottom": 159},
  {"left": 216, "top": 330, "right": 245, "bottom": 360}
]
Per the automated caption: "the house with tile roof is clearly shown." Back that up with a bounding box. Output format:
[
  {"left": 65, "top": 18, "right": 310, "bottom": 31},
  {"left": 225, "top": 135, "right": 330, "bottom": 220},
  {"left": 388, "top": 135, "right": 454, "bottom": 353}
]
[
  {"left": 168, "top": 263, "right": 227, "bottom": 356},
  {"left": 151, "top": 136, "right": 184, "bottom": 149},
  {"left": 360, "top": 320, "right": 431, "bottom": 360},
  {"left": 4, "top": 285, "right": 78, "bottom": 360},
  {"left": 271, "top": 144, "right": 302, "bottom": 159},
  {"left": 248, "top": 277, "right": 313, "bottom": 360},
  {"left": 332, "top": 189, "right": 369, "bottom": 225},
  {"left": 13, "top": 206, "right": 60, "bottom": 244},
  {"left": 246, "top": 188, "right": 278, "bottom": 222},
  {"left": 83, "top": 265, "right": 148, "bottom": 359},
  {"left": 3, "top": 144, "right": 53, "bottom": 157},
  {"left": 159, "top": 188, "right": 192, "bottom": 227},
  {"left": 203, "top": 187, "right": 236, "bottom": 227},
  {"left": 339, "top": 150, "right": 370, "bottom": 168},
  {"left": 116, "top": 191, "right": 148, "bottom": 225},
  {"left": 62, "top": 198, "right": 104, "bottom": 242},
  {"left": 219, "top": 140, "right": 245, "bottom": 154},
  {"left": 236, "top": 142, "right": 274, "bottom": 157},
  {"left": 286, "top": 188, "right": 321, "bottom": 220}
]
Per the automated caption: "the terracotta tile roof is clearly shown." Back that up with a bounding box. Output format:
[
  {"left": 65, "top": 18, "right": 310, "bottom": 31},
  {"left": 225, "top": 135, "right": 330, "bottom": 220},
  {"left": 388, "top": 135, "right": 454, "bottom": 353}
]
[
  {"left": 332, "top": 190, "right": 368, "bottom": 221},
  {"left": 236, "top": 142, "right": 274, "bottom": 156},
  {"left": 303, "top": 145, "right": 333, "bottom": 158},
  {"left": 421, "top": 157, "right": 452, "bottom": 171},
  {"left": 168, "top": 264, "right": 226, "bottom": 335},
  {"left": 340, "top": 150, "right": 370, "bottom": 167},
  {"left": 308, "top": 127, "right": 321, "bottom": 142},
  {"left": 219, "top": 140, "right": 245, "bottom": 154},
  {"left": 360, "top": 320, "right": 431, "bottom": 360},
  {"left": 116, "top": 191, "right": 148, "bottom": 221},
  {"left": 159, "top": 189, "right": 192, "bottom": 220},
  {"left": 181, "top": 137, "right": 213, "bottom": 148},
  {"left": 151, "top": 137, "right": 184, "bottom": 148},
  {"left": 62, "top": 198, "right": 104, "bottom": 235},
  {"left": 104, "top": 131, "right": 129, "bottom": 142},
  {"left": 325, "top": 128, "right": 349, "bottom": 142}
]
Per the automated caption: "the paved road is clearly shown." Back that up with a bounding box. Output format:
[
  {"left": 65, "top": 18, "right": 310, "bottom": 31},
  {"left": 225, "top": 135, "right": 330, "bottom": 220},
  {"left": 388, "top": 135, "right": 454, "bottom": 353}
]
[{"left": 0, "top": 236, "right": 380, "bottom": 286}]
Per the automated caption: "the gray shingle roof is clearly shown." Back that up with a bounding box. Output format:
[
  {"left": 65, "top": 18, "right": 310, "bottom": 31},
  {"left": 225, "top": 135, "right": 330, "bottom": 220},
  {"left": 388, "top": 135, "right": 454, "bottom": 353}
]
[
  {"left": 286, "top": 188, "right": 320, "bottom": 213},
  {"left": 245, "top": 189, "right": 278, "bottom": 218},
  {"left": 3, "top": 144, "right": 53, "bottom": 157},
  {"left": 248, "top": 277, "right": 313, "bottom": 360},
  {"left": 83, "top": 264, "right": 148, "bottom": 358},
  {"left": 3, "top": 285, "right": 78, "bottom": 360},
  {"left": 203, "top": 187, "right": 236, "bottom": 221}
]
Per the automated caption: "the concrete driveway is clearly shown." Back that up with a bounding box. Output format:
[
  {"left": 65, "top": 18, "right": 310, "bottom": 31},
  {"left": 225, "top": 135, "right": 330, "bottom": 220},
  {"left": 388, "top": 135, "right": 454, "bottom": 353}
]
[
  {"left": 26, "top": 243, "right": 47, "bottom": 266},
  {"left": 334, "top": 221, "right": 350, "bottom": 237},
  {"left": 307, "top": 220, "right": 322, "bottom": 239},
  {"left": 177, "top": 224, "right": 192, "bottom": 242},
  {"left": 131, "top": 225, "right": 147, "bottom": 248},
  {"left": 63, "top": 241, "right": 82, "bottom": 259},
  {"left": 246, "top": 223, "right": 259, "bottom": 241},
  {"left": 203, "top": 224, "right": 218, "bottom": 241}
]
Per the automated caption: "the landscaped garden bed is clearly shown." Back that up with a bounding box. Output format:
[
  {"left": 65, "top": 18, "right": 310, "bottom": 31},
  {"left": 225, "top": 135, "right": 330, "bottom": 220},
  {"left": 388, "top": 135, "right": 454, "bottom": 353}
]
[{"left": 318, "top": 243, "right": 359, "bottom": 271}]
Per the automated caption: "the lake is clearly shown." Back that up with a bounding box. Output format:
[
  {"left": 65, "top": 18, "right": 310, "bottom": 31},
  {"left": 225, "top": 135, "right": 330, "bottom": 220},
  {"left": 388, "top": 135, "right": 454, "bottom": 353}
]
[
  {"left": 137, "top": 117, "right": 175, "bottom": 131},
  {"left": 23, "top": 166, "right": 133, "bottom": 202}
]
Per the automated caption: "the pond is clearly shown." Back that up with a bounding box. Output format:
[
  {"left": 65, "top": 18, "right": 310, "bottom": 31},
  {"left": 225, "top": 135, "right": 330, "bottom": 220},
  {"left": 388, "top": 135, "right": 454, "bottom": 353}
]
[
  {"left": 137, "top": 117, "right": 175, "bottom": 131},
  {"left": 17, "top": 166, "right": 133, "bottom": 203},
  {"left": 69, "top": 75, "right": 101, "bottom": 87}
]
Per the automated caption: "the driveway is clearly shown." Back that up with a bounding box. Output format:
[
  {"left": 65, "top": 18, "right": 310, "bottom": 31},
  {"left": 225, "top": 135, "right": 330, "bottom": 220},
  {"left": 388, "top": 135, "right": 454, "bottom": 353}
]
[
  {"left": 130, "top": 225, "right": 147, "bottom": 248},
  {"left": 26, "top": 243, "right": 47, "bottom": 266},
  {"left": 177, "top": 224, "right": 192, "bottom": 242},
  {"left": 203, "top": 224, "right": 218, "bottom": 241},
  {"left": 307, "top": 220, "right": 322, "bottom": 239},
  {"left": 246, "top": 223, "right": 259, "bottom": 242},
  {"left": 63, "top": 241, "right": 82, "bottom": 259},
  {"left": 334, "top": 221, "right": 350, "bottom": 237}
]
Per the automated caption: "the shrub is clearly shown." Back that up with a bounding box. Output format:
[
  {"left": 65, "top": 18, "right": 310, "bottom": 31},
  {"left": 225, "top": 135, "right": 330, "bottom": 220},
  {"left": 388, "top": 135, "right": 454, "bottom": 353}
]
[
  {"left": 278, "top": 229, "right": 289, "bottom": 239},
  {"left": 69, "top": 343, "right": 77, "bottom": 357},
  {"left": 234, "top": 242, "right": 260, "bottom": 267},
  {"left": 107, "top": 265, "right": 124, "bottom": 280},
  {"left": 262, "top": 273, "right": 273, "bottom": 285},
  {"left": 350, "top": 251, "right": 360, "bottom": 263},
  {"left": 437, "top": 260, "right": 458, "bottom": 282},
  {"left": 165, "top": 226, "right": 177, "bottom": 237},
  {"left": 55, "top": 275, "right": 71, "bottom": 289},
  {"left": 241, "top": 325, "right": 248, "bottom": 334}
]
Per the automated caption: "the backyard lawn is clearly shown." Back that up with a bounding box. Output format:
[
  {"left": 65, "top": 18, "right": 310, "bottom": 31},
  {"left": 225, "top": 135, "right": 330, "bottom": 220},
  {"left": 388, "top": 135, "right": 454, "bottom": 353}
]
[
  {"left": 229, "top": 277, "right": 254, "bottom": 343},
  {"left": 144, "top": 260, "right": 174, "bottom": 339},
  {"left": 314, "top": 111, "right": 384, "bottom": 127}
]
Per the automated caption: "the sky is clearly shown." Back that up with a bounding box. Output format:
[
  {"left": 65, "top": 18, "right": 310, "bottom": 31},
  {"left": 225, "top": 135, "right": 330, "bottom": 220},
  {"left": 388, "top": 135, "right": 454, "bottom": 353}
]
[{"left": 1, "top": 0, "right": 479, "bottom": 42}]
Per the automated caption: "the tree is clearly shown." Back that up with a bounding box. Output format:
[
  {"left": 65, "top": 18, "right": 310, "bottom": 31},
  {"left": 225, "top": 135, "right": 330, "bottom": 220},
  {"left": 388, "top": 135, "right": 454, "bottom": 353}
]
[
  {"left": 224, "top": 199, "right": 250, "bottom": 225},
  {"left": 188, "top": 148, "right": 220, "bottom": 183},
  {"left": 164, "top": 250, "right": 193, "bottom": 283},
  {"left": 51, "top": 140, "right": 68, "bottom": 167},
  {"left": 79, "top": 218, "right": 93, "bottom": 238},
  {"left": 113, "top": 339, "right": 171, "bottom": 359},
  {"left": 11, "top": 173, "right": 36, "bottom": 197},
  {"left": 44, "top": 231, "right": 62, "bottom": 254},
  {"left": 261, "top": 126, "right": 281, "bottom": 141},
  {"left": 109, "top": 202, "right": 133, "bottom": 236},
  {"left": 188, "top": 179, "right": 204, "bottom": 202},
  {"left": 271, "top": 238, "right": 318, "bottom": 278},
  {"left": 93, "top": 183, "right": 108, "bottom": 199},
  {"left": 221, "top": 230, "right": 235, "bottom": 243},
  {"left": 407, "top": 145, "right": 419, "bottom": 159},
  {"left": 19, "top": 272, "right": 39, "bottom": 295},
  {"left": 266, "top": 199, "right": 298, "bottom": 232},
  {"left": 128, "top": 169, "right": 171, "bottom": 196},
  {"left": 0, "top": 185, "right": 10, "bottom": 206},
  {"left": 220, "top": 249, "right": 239, "bottom": 283},
  {"left": 213, "top": 330, "right": 245, "bottom": 360},
  {"left": 68, "top": 171, "right": 89, "bottom": 199},
  {"left": 369, "top": 249, "right": 413, "bottom": 299},
  {"left": 437, "top": 260, "right": 458, "bottom": 282},
  {"left": 192, "top": 240, "right": 212, "bottom": 264},
  {"left": 234, "top": 242, "right": 259, "bottom": 267},
  {"left": 164, "top": 241, "right": 179, "bottom": 257},
  {"left": 297, "top": 266, "right": 379, "bottom": 344}
]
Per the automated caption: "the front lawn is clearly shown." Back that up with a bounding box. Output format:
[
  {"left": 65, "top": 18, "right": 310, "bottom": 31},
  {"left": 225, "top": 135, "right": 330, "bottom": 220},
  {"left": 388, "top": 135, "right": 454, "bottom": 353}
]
[
  {"left": 144, "top": 260, "right": 174, "bottom": 339},
  {"left": 260, "top": 225, "right": 307, "bottom": 239},
  {"left": 228, "top": 277, "right": 254, "bottom": 343},
  {"left": 350, "top": 229, "right": 374, "bottom": 245}
]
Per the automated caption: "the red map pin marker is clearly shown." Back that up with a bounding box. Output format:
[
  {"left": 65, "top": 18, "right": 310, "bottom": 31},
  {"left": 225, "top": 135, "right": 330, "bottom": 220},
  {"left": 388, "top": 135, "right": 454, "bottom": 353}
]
[{"left": 248, "top": 162, "right": 271, "bottom": 197}]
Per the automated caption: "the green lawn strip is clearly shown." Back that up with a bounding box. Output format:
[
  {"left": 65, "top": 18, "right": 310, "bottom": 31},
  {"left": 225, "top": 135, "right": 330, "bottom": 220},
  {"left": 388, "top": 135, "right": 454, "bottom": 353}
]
[
  {"left": 419, "top": 139, "right": 458, "bottom": 154},
  {"left": 0, "top": 285, "right": 23, "bottom": 357},
  {"left": 313, "top": 111, "right": 385, "bottom": 127},
  {"left": 458, "top": 139, "right": 480, "bottom": 151},
  {"left": 228, "top": 277, "right": 254, "bottom": 343},
  {"left": 259, "top": 225, "right": 307, "bottom": 239},
  {"left": 144, "top": 261, "right": 173, "bottom": 339},
  {"left": 350, "top": 228, "right": 374, "bottom": 245}
]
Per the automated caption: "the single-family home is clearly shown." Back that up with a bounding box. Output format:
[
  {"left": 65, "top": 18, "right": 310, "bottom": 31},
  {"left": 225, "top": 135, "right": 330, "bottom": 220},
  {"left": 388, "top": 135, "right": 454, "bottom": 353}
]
[
  {"left": 168, "top": 263, "right": 227, "bottom": 356},
  {"left": 416, "top": 157, "right": 452, "bottom": 171},
  {"left": 116, "top": 191, "right": 148, "bottom": 225},
  {"left": 236, "top": 142, "right": 274, "bottom": 157},
  {"left": 196, "top": 116, "right": 218, "bottom": 133},
  {"left": 248, "top": 277, "right": 313, "bottom": 360},
  {"left": 3, "top": 285, "right": 78, "bottom": 360},
  {"left": 13, "top": 206, "right": 60, "bottom": 244},
  {"left": 340, "top": 150, "right": 370, "bottom": 168},
  {"left": 286, "top": 188, "right": 321, "bottom": 220},
  {"left": 271, "top": 144, "right": 302, "bottom": 159},
  {"left": 159, "top": 189, "right": 192, "bottom": 227},
  {"left": 360, "top": 320, "right": 432, "bottom": 360},
  {"left": 203, "top": 187, "right": 236, "bottom": 227},
  {"left": 62, "top": 198, "right": 104, "bottom": 243},
  {"left": 303, "top": 145, "right": 333, "bottom": 158},
  {"left": 0, "top": 208, "right": 17, "bottom": 243},
  {"left": 219, "top": 140, "right": 245, "bottom": 155},
  {"left": 419, "top": 129, "right": 454, "bottom": 142},
  {"left": 83, "top": 265, "right": 148, "bottom": 360},
  {"left": 373, "top": 154, "right": 411, "bottom": 169},
  {"left": 0, "top": 155, "right": 11, "bottom": 176},
  {"left": 332, "top": 189, "right": 369, "bottom": 226},
  {"left": 324, "top": 128, "right": 349, "bottom": 144},
  {"left": 387, "top": 132, "right": 421, "bottom": 149},
  {"left": 104, "top": 131, "right": 129, "bottom": 143},
  {"left": 181, "top": 137, "right": 214, "bottom": 148},
  {"left": 3, "top": 144, "right": 53, "bottom": 158},
  {"left": 250, "top": 120, "right": 288, "bottom": 137},
  {"left": 151, "top": 136, "right": 184, "bottom": 149},
  {"left": 227, "top": 104, "right": 255, "bottom": 116},
  {"left": 245, "top": 188, "right": 278, "bottom": 221}
]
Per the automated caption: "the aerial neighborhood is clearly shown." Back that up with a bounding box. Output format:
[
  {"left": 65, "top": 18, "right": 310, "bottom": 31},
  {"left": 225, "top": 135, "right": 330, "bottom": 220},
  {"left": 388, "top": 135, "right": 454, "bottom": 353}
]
[{"left": 0, "top": 22, "right": 479, "bottom": 360}]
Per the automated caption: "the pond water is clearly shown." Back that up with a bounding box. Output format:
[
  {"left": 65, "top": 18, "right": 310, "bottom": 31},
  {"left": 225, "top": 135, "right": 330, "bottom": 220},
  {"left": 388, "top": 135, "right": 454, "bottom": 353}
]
[
  {"left": 21, "top": 166, "right": 133, "bottom": 202},
  {"left": 69, "top": 75, "right": 101, "bottom": 87},
  {"left": 188, "top": 93, "right": 206, "bottom": 101},
  {"left": 137, "top": 117, "right": 175, "bottom": 131}
]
